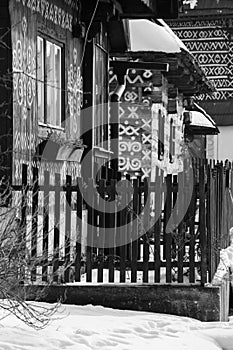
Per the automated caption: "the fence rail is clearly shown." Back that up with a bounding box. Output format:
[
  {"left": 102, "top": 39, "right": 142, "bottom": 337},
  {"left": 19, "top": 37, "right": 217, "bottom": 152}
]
[{"left": 8, "top": 159, "right": 233, "bottom": 285}]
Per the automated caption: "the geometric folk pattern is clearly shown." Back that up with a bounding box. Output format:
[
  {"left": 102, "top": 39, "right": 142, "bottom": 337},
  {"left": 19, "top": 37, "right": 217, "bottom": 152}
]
[
  {"left": 109, "top": 68, "right": 154, "bottom": 179},
  {"left": 109, "top": 67, "right": 184, "bottom": 178},
  {"left": 67, "top": 48, "right": 83, "bottom": 138},
  {"left": 12, "top": 17, "right": 83, "bottom": 185},
  {"left": 12, "top": 16, "right": 37, "bottom": 184},
  {"left": 168, "top": 17, "right": 233, "bottom": 101}
]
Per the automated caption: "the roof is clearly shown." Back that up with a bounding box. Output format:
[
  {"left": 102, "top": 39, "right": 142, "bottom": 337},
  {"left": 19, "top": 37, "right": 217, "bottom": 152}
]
[
  {"left": 197, "top": 100, "right": 233, "bottom": 126},
  {"left": 124, "top": 19, "right": 214, "bottom": 95},
  {"left": 186, "top": 103, "right": 219, "bottom": 135}
]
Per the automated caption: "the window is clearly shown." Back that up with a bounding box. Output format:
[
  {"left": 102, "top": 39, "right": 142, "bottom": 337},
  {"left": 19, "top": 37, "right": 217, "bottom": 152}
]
[
  {"left": 169, "top": 118, "right": 175, "bottom": 163},
  {"left": 93, "top": 43, "right": 108, "bottom": 148},
  {"left": 158, "top": 109, "right": 165, "bottom": 160},
  {"left": 37, "top": 36, "right": 63, "bottom": 127}
]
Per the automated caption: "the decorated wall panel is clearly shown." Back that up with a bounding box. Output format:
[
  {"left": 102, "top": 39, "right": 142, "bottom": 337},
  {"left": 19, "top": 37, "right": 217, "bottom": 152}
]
[
  {"left": 9, "top": 0, "right": 83, "bottom": 184},
  {"left": 110, "top": 68, "right": 154, "bottom": 179},
  {"left": 168, "top": 18, "right": 233, "bottom": 101},
  {"left": 109, "top": 68, "right": 184, "bottom": 179}
]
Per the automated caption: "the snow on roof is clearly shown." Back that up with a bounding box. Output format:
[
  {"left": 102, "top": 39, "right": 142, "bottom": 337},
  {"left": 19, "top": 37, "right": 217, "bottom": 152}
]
[
  {"left": 128, "top": 19, "right": 189, "bottom": 54},
  {"left": 190, "top": 110, "right": 217, "bottom": 129}
]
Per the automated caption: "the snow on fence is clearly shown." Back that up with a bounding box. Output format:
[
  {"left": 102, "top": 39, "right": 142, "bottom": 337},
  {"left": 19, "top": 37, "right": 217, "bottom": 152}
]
[{"left": 10, "top": 159, "right": 233, "bottom": 286}]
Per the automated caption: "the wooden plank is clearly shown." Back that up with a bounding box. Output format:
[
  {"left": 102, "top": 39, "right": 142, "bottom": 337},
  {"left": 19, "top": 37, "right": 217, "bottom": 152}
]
[
  {"left": 131, "top": 178, "right": 139, "bottom": 283},
  {"left": 143, "top": 178, "right": 150, "bottom": 283},
  {"left": 31, "top": 166, "right": 39, "bottom": 282},
  {"left": 86, "top": 178, "right": 95, "bottom": 282},
  {"left": 212, "top": 163, "right": 218, "bottom": 276},
  {"left": 20, "top": 164, "right": 28, "bottom": 283},
  {"left": 125, "top": 174, "right": 132, "bottom": 264},
  {"left": 206, "top": 160, "right": 211, "bottom": 282},
  {"left": 119, "top": 180, "right": 127, "bottom": 283},
  {"left": 164, "top": 174, "right": 172, "bottom": 283},
  {"left": 177, "top": 170, "right": 184, "bottom": 283},
  {"left": 137, "top": 178, "right": 142, "bottom": 261},
  {"left": 64, "top": 175, "right": 72, "bottom": 283},
  {"left": 74, "top": 177, "right": 82, "bottom": 282},
  {"left": 53, "top": 173, "right": 60, "bottom": 282},
  {"left": 97, "top": 179, "right": 105, "bottom": 283},
  {"left": 154, "top": 168, "right": 162, "bottom": 282},
  {"left": 108, "top": 179, "right": 116, "bottom": 283},
  {"left": 199, "top": 158, "right": 207, "bottom": 285},
  {"left": 189, "top": 161, "right": 196, "bottom": 283},
  {"left": 42, "top": 170, "right": 49, "bottom": 282}
]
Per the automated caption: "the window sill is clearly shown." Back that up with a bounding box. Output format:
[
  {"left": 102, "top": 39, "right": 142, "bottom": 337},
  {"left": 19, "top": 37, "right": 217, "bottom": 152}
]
[
  {"left": 93, "top": 147, "right": 113, "bottom": 159},
  {"left": 38, "top": 122, "right": 65, "bottom": 131}
]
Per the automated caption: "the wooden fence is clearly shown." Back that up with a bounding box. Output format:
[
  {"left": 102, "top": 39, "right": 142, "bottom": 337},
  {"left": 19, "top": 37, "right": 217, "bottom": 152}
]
[{"left": 9, "top": 159, "right": 233, "bottom": 285}]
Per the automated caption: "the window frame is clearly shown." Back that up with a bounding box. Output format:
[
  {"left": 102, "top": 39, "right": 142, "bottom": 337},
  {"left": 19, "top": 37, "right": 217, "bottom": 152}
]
[
  {"left": 158, "top": 109, "right": 165, "bottom": 161},
  {"left": 37, "top": 35, "right": 65, "bottom": 128},
  {"left": 92, "top": 39, "right": 109, "bottom": 150}
]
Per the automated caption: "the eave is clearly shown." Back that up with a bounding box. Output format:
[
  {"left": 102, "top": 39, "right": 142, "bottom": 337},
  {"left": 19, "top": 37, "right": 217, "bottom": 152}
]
[
  {"left": 117, "top": 0, "right": 181, "bottom": 20},
  {"left": 112, "top": 50, "right": 214, "bottom": 96},
  {"left": 111, "top": 19, "right": 215, "bottom": 96}
]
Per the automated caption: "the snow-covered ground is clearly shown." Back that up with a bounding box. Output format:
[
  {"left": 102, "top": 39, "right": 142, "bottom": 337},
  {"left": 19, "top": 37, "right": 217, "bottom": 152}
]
[{"left": 0, "top": 303, "right": 233, "bottom": 349}]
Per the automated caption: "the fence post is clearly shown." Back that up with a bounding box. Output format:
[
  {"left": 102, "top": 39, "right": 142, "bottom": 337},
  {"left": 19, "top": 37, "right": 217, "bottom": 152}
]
[
  {"left": 97, "top": 179, "right": 105, "bottom": 282},
  {"left": 108, "top": 178, "right": 117, "bottom": 283},
  {"left": 53, "top": 173, "right": 61, "bottom": 282},
  {"left": 143, "top": 178, "right": 150, "bottom": 283},
  {"left": 154, "top": 168, "right": 162, "bottom": 282},
  {"left": 20, "top": 163, "right": 28, "bottom": 283},
  {"left": 42, "top": 170, "right": 49, "bottom": 282},
  {"left": 64, "top": 174, "right": 72, "bottom": 282},
  {"left": 199, "top": 158, "right": 207, "bottom": 285},
  {"left": 31, "top": 166, "right": 39, "bottom": 282},
  {"left": 132, "top": 178, "right": 139, "bottom": 283},
  {"left": 164, "top": 174, "right": 172, "bottom": 283},
  {"left": 86, "top": 178, "right": 95, "bottom": 282},
  {"left": 74, "top": 177, "right": 83, "bottom": 282}
]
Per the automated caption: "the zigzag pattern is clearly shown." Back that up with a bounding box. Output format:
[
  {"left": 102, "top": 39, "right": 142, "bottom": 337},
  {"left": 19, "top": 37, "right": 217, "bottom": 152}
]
[
  {"left": 185, "top": 41, "right": 228, "bottom": 51},
  {"left": 213, "top": 80, "right": 233, "bottom": 88},
  {"left": 169, "top": 19, "right": 227, "bottom": 29}
]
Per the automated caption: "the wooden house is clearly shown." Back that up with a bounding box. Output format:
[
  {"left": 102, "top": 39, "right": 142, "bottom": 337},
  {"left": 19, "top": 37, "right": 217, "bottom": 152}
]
[
  {"left": 167, "top": 0, "right": 233, "bottom": 161},
  {"left": 0, "top": 0, "right": 182, "bottom": 185},
  {"left": 109, "top": 18, "right": 214, "bottom": 179}
]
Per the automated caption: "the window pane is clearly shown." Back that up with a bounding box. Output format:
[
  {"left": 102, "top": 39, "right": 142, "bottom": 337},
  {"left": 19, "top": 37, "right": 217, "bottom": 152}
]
[
  {"left": 54, "top": 45, "right": 61, "bottom": 127},
  {"left": 46, "top": 41, "right": 54, "bottom": 125},
  {"left": 37, "top": 37, "right": 44, "bottom": 123},
  {"left": 94, "top": 45, "right": 108, "bottom": 147}
]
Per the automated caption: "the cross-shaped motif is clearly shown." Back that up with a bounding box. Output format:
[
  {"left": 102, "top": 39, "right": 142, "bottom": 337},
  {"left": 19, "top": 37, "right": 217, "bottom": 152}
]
[{"left": 67, "top": 48, "right": 83, "bottom": 136}]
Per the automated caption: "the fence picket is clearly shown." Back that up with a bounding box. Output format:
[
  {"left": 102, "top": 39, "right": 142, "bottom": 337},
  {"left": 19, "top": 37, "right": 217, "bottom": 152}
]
[
  {"left": 42, "top": 170, "right": 49, "bottom": 282},
  {"left": 86, "top": 178, "right": 95, "bottom": 282},
  {"left": 164, "top": 174, "right": 172, "bottom": 283},
  {"left": 154, "top": 168, "right": 162, "bottom": 282},
  {"left": 199, "top": 159, "right": 207, "bottom": 285},
  {"left": 97, "top": 179, "right": 105, "bottom": 283},
  {"left": 143, "top": 178, "right": 150, "bottom": 283},
  {"left": 53, "top": 173, "right": 60, "bottom": 282},
  {"left": 31, "top": 166, "right": 38, "bottom": 281},
  {"left": 177, "top": 170, "right": 184, "bottom": 283},
  {"left": 108, "top": 179, "right": 116, "bottom": 283},
  {"left": 74, "top": 177, "right": 82, "bottom": 282},
  {"left": 132, "top": 178, "right": 139, "bottom": 283}
]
